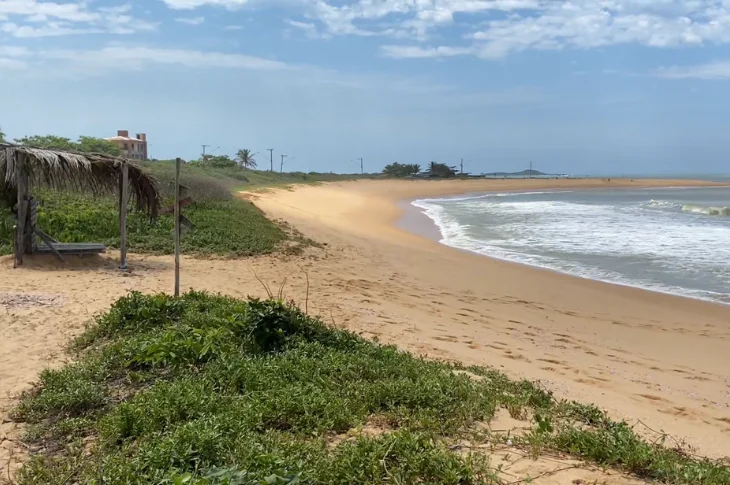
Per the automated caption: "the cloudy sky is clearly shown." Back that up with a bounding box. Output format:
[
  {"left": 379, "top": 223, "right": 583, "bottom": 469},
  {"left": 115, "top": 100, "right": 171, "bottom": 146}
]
[{"left": 1, "top": 0, "right": 729, "bottom": 174}]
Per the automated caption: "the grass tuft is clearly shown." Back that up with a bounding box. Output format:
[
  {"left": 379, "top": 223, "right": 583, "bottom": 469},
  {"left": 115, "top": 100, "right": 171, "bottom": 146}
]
[
  {"left": 1, "top": 163, "right": 360, "bottom": 257},
  {"left": 12, "top": 292, "right": 730, "bottom": 484}
]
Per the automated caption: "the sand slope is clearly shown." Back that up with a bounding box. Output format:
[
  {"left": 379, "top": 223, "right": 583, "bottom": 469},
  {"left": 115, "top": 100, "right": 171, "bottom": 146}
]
[{"left": 1, "top": 178, "right": 729, "bottom": 482}]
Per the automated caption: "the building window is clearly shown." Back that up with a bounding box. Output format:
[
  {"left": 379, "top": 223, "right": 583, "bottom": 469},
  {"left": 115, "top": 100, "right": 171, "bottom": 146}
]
[{"left": 123, "top": 143, "right": 128, "bottom": 150}]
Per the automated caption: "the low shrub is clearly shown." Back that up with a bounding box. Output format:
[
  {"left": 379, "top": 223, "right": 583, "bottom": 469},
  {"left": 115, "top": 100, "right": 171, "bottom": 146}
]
[{"left": 13, "top": 292, "right": 730, "bottom": 484}]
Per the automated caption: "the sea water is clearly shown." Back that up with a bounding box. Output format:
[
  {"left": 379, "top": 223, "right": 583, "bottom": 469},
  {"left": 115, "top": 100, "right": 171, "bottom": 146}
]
[{"left": 412, "top": 186, "right": 730, "bottom": 304}]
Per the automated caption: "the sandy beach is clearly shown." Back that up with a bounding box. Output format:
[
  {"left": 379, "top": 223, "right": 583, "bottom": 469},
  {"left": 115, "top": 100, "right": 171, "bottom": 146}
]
[{"left": 2, "top": 177, "right": 730, "bottom": 481}]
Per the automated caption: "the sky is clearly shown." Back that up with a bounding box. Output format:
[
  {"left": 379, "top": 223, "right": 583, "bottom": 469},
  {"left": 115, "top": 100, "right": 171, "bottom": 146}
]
[{"left": 1, "top": 1, "right": 730, "bottom": 175}]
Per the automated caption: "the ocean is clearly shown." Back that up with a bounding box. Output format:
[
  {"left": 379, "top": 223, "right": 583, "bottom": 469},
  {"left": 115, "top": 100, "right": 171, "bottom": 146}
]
[{"left": 412, "top": 186, "right": 730, "bottom": 305}]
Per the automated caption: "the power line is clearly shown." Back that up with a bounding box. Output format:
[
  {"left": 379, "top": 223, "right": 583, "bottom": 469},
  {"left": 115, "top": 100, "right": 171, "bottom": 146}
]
[{"left": 267, "top": 148, "right": 274, "bottom": 172}]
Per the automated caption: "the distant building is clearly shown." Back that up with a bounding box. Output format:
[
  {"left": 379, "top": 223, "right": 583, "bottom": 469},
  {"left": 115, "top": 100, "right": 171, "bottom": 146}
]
[{"left": 105, "top": 130, "right": 148, "bottom": 160}]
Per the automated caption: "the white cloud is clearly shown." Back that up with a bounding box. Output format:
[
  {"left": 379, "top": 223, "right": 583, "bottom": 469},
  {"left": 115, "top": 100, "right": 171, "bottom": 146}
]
[
  {"left": 163, "top": 0, "right": 257, "bottom": 9},
  {"left": 469, "top": 1, "right": 727, "bottom": 59},
  {"left": 39, "top": 46, "right": 292, "bottom": 72},
  {"left": 9, "top": 42, "right": 450, "bottom": 95},
  {"left": 157, "top": 0, "right": 730, "bottom": 60},
  {"left": 1, "top": 21, "right": 98, "bottom": 37},
  {"left": 0, "top": 45, "right": 31, "bottom": 57},
  {"left": 224, "top": 25, "right": 244, "bottom": 30},
  {"left": 381, "top": 45, "right": 472, "bottom": 59},
  {"left": 0, "top": 0, "right": 156, "bottom": 37},
  {"left": 0, "top": 57, "right": 27, "bottom": 69},
  {"left": 655, "top": 61, "right": 730, "bottom": 79},
  {"left": 175, "top": 16, "right": 205, "bottom": 25},
  {"left": 285, "top": 19, "right": 327, "bottom": 39}
]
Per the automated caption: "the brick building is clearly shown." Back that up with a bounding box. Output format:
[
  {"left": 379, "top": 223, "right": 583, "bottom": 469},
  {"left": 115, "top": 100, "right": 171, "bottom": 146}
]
[{"left": 105, "top": 130, "right": 148, "bottom": 160}]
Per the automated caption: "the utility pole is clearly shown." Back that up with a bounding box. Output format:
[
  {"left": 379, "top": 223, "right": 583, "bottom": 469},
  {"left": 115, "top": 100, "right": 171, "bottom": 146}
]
[
  {"left": 358, "top": 157, "right": 363, "bottom": 174},
  {"left": 280, "top": 154, "right": 287, "bottom": 173},
  {"left": 267, "top": 148, "right": 274, "bottom": 172},
  {"left": 202, "top": 144, "right": 210, "bottom": 158},
  {"left": 529, "top": 160, "right": 533, "bottom": 179},
  {"left": 461, "top": 158, "right": 464, "bottom": 175}
]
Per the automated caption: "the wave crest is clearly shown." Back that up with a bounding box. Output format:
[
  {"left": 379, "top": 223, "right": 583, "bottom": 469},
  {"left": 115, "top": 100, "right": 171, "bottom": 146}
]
[
  {"left": 682, "top": 204, "right": 730, "bottom": 217},
  {"left": 646, "top": 200, "right": 730, "bottom": 217}
]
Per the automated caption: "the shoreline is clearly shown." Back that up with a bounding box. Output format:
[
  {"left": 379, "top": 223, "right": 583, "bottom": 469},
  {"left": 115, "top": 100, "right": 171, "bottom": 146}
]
[
  {"left": 3, "top": 177, "right": 730, "bottom": 477},
  {"left": 251, "top": 178, "right": 730, "bottom": 458},
  {"left": 399, "top": 184, "right": 730, "bottom": 307}
]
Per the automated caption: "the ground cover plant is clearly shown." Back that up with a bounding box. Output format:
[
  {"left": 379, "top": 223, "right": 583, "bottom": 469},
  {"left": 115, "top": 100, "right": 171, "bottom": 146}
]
[
  {"left": 0, "top": 162, "right": 332, "bottom": 257},
  {"left": 11, "top": 292, "right": 730, "bottom": 485}
]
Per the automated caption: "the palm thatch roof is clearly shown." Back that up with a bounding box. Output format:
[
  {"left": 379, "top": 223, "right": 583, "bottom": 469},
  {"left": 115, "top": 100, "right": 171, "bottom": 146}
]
[{"left": 0, "top": 143, "right": 160, "bottom": 217}]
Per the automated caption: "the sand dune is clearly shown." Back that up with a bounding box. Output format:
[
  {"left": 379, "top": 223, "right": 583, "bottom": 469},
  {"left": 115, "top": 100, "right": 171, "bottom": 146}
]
[{"left": 2, "top": 177, "right": 729, "bottom": 481}]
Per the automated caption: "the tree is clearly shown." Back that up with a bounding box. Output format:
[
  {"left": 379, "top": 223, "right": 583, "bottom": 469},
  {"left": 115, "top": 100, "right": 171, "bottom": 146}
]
[
  {"left": 14, "top": 134, "right": 121, "bottom": 156},
  {"left": 235, "top": 149, "right": 257, "bottom": 170},
  {"left": 0, "top": 127, "right": 6, "bottom": 143},
  {"left": 425, "top": 161, "right": 457, "bottom": 178},
  {"left": 383, "top": 162, "right": 421, "bottom": 177},
  {"left": 76, "top": 136, "right": 122, "bottom": 156},
  {"left": 201, "top": 154, "right": 237, "bottom": 168},
  {"left": 15, "top": 135, "right": 77, "bottom": 151}
]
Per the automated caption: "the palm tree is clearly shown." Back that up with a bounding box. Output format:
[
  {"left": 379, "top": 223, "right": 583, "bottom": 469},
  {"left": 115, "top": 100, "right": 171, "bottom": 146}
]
[
  {"left": 235, "top": 149, "right": 257, "bottom": 170},
  {"left": 426, "top": 161, "right": 438, "bottom": 175}
]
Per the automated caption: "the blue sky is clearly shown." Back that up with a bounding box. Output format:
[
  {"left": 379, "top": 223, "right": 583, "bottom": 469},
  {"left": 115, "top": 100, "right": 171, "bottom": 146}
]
[{"left": 1, "top": 0, "right": 730, "bottom": 175}]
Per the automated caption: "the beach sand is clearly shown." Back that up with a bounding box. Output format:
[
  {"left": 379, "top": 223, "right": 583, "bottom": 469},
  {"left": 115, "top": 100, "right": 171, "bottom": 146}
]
[{"left": 2, "top": 177, "right": 729, "bottom": 482}]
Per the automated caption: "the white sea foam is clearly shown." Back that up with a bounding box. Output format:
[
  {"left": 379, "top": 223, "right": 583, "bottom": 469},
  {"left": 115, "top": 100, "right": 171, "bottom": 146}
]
[
  {"left": 412, "top": 190, "right": 730, "bottom": 305},
  {"left": 647, "top": 199, "right": 681, "bottom": 209},
  {"left": 646, "top": 199, "right": 730, "bottom": 217},
  {"left": 682, "top": 204, "right": 730, "bottom": 216},
  {"left": 415, "top": 190, "right": 573, "bottom": 204}
]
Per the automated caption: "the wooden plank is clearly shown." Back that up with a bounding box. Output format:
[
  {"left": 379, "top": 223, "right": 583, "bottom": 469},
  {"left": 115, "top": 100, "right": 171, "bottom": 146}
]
[
  {"left": 14, "top": 154, "right": 26, "bottom": 268},
  {"left": 35, "top": 227, "right": 58, "bottom": 244},
  {"left": 119, "top": 163, "right": 129, "bottom": 270},
  {"left": 33, "top": 227, "right": 67, "bottom": 263},
  {"left": 174, "top": 157, "right": 181, "bottom": 297},
  {"left": 36, "top": 243, "right": 105, "bottom": 253}
]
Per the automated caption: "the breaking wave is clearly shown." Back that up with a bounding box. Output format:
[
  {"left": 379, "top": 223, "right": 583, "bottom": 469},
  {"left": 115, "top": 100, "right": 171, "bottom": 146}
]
[
  {"left": 411, "top": 189, "right": 730, "bottom": 305},
  {"left": 647, "top": 200, "right": 730, "bottom": 217},
  {"left": 682, "top": 204, "right": 730, "bottom": 217}
]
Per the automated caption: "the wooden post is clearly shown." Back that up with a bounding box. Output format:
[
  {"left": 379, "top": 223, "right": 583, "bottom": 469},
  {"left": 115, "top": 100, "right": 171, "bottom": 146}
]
[
  {"left": 28, "top": 198, "right": 38, "bottom": 254},
  {"left": 174, "top": 157, "right": 181, "bottom": 297},
  {"left": 14, "top": 154, "right": 27, "bottom": 268},
  {"left": 119, "top": 163, "right": 129, "bottom": 270}
]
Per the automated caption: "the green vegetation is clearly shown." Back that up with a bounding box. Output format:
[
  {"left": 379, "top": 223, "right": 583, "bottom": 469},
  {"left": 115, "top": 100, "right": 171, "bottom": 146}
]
[
  {"left": 0, "top": 191, "right": 289, "bottom": 257},
  {"left": 0, "top": 136, "right": 367, "bottom": 257},
  {"left": 426, "top": 161, "right": 458, "bottom": 178},
  {"left": 235, "top": 149, "right": 257, "bottom": 170},
  {"left": 0, "top": 158, "right": 359, "bottom": 257},
  {"left": 381, "top": 161, "right": 458, "bottom": 178},
  {"left": 383, "top": 162, "right": 421, "bottom": 177},
  {"left": 141, "top": 159, "right": 366, "bottom": 193},
  {"left": 12, "top": 134, "right": 122, "bottom": 156},
  {"left": 13, "top": 292, "right": 730, "bottom": 484}
]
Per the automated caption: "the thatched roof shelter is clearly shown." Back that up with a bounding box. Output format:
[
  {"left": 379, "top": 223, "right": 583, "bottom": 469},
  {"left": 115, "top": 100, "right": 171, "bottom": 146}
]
[
  {"left": 1, "top": 143, "right": 160, "bottom": 216},
  {"left": 1, "top": 143, "right": 162, "bottom": 267}
]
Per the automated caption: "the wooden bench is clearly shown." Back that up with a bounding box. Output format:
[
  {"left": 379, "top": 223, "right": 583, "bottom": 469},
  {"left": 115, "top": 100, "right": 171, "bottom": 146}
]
[
  {"left": 17, "top": 198, "right": 107, "bottom": 263},
  {"left": 35, "top": 242, "right": 106, "bottom": 256}
]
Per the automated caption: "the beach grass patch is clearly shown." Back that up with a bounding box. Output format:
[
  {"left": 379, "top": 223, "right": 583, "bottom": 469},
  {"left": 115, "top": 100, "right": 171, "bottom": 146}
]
[{"left": 12, "top": 292, "right": 730, "bottom": 484}]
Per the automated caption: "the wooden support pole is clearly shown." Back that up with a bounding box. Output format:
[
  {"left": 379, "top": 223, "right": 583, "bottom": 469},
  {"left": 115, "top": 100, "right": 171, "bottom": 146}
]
[
  {"left": 174, "top": 157, "right": 181, "bottom": 297},
  {"left": 14, "top": 154, "right": 27, "bottom": 268},
  {"left": 119, "top": 163, "right": 129, "bottom": 270}
]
